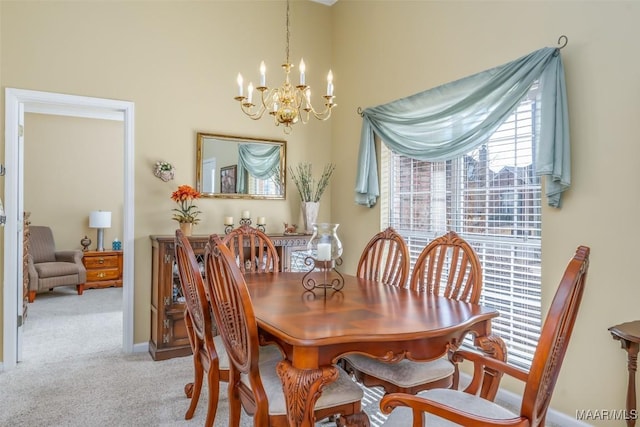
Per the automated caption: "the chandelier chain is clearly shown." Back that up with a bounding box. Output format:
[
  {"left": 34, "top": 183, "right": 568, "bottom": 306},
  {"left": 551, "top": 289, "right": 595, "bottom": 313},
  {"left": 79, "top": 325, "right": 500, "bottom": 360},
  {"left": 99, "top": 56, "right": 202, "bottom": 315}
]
[{"left": 285, "top": 0, "right": 290, "bottom": 64}]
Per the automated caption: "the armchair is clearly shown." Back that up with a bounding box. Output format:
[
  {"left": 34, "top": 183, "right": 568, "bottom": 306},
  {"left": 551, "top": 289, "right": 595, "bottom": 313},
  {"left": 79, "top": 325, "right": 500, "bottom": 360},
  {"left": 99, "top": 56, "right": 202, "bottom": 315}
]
[{"left": 26, "top": 225, "right": 86, "bottom": 302}]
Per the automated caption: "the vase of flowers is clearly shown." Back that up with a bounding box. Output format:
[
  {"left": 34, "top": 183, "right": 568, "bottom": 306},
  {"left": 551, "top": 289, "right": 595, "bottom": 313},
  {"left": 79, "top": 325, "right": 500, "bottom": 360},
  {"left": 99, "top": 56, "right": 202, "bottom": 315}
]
[
  {"left": 171, "top": 184, "right": 202, "bottom": 235},
  {"left": 289, "top": 163, "right": 335, "bottom": 233}
]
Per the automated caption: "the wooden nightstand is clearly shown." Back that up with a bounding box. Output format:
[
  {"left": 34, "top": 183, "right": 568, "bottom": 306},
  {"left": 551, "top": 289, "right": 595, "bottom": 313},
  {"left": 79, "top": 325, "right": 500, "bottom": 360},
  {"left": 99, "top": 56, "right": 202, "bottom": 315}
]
[{"left": 82, "top": 250, "right": 123, "bottom": 289}]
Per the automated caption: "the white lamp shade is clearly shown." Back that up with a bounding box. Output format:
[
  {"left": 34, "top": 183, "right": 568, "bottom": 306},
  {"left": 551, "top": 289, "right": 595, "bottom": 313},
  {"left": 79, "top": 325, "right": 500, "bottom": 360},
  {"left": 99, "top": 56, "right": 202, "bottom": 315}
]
[{"left": 89, "top": 211, "right": 112, "bottom": 228}]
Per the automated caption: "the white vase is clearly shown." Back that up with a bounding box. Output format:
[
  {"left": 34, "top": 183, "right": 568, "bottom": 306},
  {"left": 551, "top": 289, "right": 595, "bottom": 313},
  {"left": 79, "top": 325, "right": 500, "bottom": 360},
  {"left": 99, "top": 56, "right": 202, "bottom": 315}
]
[{"left": 301, "top": 201, "right": 320, "bottom": 234}]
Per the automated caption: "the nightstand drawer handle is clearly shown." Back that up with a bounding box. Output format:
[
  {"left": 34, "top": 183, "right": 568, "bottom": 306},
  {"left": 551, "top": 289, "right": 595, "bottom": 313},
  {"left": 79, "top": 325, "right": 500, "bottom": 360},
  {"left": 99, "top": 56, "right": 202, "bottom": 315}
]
[
  {"left": 98, "top": 258, "right": 105, "bottom": 264},
  {"left": 98, "top": 272, "right": 106, "bottom": 278}
]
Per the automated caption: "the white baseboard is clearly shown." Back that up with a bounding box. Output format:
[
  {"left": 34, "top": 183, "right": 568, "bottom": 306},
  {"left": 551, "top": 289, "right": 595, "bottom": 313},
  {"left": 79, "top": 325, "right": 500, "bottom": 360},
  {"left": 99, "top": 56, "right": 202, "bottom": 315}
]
[{"left": 132, "top": 342, "right": 149, "bottom": 353}]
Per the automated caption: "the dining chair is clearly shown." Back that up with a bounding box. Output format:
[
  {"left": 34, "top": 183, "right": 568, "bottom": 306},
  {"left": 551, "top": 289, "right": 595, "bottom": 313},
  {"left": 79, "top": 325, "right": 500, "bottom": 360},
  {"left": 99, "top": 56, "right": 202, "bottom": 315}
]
[
  {"left": 175, "top": 230, "right": 282, "bottom": 426},
  {"left": 174, "top": 229, "right": 228, "bottom": 427},
  {"left": 379, "top": 245, "right": 591, "bottom": 427},
  {"left": 204, "top": 234, "right": 367, "bottom": 427},
  {"left": 355, "top": 227, "right": 410, "bottom": 288},
  {"left": 222, "top": 224, "right": 280, "bottom": 273},
  {"left": 344, "top": 231, "right": 483, "bottom": 396}
]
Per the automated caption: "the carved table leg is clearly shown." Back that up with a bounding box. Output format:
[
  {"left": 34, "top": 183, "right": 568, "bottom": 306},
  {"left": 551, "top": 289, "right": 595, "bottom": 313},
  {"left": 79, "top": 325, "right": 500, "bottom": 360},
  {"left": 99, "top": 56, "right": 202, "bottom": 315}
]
[
  {"left": 276, "top": 359, "right": 339, "bottom": 427},
  {"left": 475, "top": 334, "right": 508, "bottom": 401}
]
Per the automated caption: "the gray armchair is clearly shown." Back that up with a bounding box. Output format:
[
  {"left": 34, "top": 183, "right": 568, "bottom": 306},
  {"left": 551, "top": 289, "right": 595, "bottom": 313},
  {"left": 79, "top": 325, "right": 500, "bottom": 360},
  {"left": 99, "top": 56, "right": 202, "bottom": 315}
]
[{"left": 27, "top": 226, "right": 86, "bottom": 302}]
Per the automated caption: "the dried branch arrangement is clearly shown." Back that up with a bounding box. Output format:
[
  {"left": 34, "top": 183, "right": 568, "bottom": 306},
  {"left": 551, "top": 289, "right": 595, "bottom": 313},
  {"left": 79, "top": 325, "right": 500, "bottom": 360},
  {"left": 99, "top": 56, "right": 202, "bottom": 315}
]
[{"left": 289, "top": 162, "right": 336, "bottom": 202}]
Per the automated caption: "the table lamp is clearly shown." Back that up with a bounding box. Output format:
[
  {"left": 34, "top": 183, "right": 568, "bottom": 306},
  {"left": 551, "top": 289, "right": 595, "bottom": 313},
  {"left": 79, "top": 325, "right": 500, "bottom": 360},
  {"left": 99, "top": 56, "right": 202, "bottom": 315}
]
[{"left": 89, "top": 210, "right": 111, "bottom": 252}]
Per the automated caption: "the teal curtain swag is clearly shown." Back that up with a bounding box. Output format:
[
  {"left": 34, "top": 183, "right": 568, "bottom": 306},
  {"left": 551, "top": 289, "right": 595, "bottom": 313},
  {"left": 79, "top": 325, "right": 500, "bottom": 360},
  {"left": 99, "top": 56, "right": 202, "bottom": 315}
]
[
  {"left": 355, "top": 46, "right": 570, "bottom": 208},
  {"left": 237, "top": 143, "right": 281, "bottom": 194}
]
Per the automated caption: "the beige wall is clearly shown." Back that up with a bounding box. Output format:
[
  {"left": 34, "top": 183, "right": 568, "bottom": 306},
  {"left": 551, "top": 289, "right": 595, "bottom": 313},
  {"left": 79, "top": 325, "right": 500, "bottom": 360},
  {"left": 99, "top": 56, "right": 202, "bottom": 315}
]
[
  {"left": 331, "top": 1, "right": 640, "bottom": 424},
  {"left": 0, "top": 0, "right": 332, "bottom": 359},
  {"left": 24, "top": 113, "right": 124, "bottom": 250},
  {"left": 2, "top": 0, "right": 638, "bottom": 424}
]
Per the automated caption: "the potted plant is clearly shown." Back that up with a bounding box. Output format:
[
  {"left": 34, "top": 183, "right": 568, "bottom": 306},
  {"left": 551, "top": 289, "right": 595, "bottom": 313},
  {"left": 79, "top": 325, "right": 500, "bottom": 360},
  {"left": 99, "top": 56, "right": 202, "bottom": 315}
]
[
  {"left": 171, "top": 184, "right": 202, "bottom": 236},
  {"left": 289, "top": 162, "right": 335, "bottom": 233}
]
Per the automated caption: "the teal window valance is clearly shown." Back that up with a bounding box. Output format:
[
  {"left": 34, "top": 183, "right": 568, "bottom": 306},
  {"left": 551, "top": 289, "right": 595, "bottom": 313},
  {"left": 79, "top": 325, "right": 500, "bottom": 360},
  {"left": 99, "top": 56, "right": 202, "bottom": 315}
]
[{"left": 355, "top": 46, "right": 570, "bottom": 208}]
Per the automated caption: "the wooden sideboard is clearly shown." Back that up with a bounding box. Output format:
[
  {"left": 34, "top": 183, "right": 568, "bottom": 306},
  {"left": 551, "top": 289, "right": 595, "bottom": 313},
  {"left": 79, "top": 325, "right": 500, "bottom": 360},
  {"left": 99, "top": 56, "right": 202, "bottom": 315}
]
[{"left": 149, "top": 233, "right": 310, "bottom": 361}]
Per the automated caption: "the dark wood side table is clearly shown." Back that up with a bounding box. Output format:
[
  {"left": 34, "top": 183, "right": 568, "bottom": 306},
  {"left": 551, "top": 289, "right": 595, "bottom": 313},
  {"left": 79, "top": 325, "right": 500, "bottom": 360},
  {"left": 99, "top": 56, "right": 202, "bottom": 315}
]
[{"left": 609, "top": 321, "right": 640, "bottom": 427}]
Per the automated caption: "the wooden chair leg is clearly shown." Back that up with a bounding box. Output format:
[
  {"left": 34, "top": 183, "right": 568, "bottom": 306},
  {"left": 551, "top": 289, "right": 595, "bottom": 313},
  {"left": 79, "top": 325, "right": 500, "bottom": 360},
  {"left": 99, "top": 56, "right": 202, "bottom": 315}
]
[{"left": 28, "top": 291, "right": 36, "bottom": 303}]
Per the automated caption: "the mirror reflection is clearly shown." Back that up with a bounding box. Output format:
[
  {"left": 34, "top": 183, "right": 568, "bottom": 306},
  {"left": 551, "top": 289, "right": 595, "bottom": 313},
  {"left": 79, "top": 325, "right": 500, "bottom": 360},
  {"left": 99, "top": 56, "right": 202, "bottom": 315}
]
[{"left": 196, "top": 133, "right": 286, "bottom": 199}]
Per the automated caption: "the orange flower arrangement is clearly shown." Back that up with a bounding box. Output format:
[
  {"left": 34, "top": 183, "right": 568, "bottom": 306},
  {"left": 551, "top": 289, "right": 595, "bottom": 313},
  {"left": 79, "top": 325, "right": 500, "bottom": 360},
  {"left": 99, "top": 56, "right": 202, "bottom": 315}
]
[{"left": 171, "top": 185, "right": 202, "bottom": 224}]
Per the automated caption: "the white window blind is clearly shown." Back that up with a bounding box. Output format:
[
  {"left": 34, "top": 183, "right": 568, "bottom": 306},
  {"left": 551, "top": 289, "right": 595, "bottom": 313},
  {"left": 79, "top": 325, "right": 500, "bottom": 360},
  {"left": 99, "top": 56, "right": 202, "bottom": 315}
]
[{"left": 381, "top": 87, "right": 542, "bottom": 368}]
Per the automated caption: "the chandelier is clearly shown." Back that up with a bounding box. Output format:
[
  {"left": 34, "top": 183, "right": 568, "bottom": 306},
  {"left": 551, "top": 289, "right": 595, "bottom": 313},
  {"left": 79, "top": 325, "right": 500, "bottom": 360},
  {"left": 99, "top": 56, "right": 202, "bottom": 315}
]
[{"left": 234, "top": 0, "right": 336, "bottom": 134}]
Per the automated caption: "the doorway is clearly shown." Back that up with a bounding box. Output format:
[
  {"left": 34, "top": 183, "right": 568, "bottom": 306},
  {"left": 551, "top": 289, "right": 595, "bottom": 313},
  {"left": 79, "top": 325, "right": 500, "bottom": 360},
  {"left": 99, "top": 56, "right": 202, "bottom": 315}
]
[{"left": 3, "top": 88, "right": 135, "bottom": 370}]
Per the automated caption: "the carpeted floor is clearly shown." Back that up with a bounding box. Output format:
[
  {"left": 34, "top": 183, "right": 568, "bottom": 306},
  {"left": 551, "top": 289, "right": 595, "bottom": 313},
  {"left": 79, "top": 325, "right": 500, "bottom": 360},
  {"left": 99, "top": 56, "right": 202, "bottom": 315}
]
[{"left": 0, "top": 286, "right": 388, "bottom": 427}]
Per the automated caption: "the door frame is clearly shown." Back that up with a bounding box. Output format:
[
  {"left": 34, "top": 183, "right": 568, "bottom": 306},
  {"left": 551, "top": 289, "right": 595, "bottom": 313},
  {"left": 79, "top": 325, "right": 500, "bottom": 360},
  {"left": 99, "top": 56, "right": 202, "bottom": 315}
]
[{"left": 2, "top": 88, "right": 135, "bottom": 370}]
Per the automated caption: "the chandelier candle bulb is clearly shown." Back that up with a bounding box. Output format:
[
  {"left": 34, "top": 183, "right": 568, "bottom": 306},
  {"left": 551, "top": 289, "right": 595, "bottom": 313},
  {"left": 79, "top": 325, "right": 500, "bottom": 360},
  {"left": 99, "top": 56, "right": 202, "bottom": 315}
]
[
  {"left": 257, "top": 216, "right": 266, "bottom": 225},
  {"left": 327, "top": 70, "right": 334, "bottom": 96},
  {"left": 299, "top": 59, "right": 306, "bottom": 85},
  {"left": 260, "top": 61, "right": 266, "bottom": 87},
  {"left": 247, "top": 82, "right": 254, "bottom": 104},
  {"left": 237, "top": 73, "right": 243, "bottom": 97},
  {"left": 224, "top": 216, "right": 234, "bottom": 225},
  {"left": 241, "top": 210, "right": 250, "bottom": 219}
]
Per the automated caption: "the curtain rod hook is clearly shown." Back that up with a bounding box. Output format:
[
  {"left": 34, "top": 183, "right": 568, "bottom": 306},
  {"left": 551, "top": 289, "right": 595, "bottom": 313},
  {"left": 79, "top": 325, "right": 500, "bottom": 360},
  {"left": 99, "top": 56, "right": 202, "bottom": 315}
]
[
  {"left": 357, "top": 107, "right": 363, "bottom": 117},
  {"left": 557, "top": 35, "right": 568, "bottom": 49}
]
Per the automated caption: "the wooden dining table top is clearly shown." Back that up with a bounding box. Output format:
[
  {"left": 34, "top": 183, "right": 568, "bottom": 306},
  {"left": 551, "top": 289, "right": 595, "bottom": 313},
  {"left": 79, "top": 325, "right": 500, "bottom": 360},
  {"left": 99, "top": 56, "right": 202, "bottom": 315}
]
[{"left": 244, "top": 271, "right": 499, "bottom": 358}]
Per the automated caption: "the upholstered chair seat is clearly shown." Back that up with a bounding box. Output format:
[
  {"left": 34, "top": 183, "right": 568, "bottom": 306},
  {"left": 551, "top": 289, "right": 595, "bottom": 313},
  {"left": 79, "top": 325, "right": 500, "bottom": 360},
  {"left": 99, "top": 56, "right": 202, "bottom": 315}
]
[
  {"left": 241, "top": 357, "right": 363, "bottom": 417},
  {"left": 383, "top": 388, "right": 517, "bottom": 427},
  {"left": 343, "top": 354, "right": 455, "bottom": 390}
]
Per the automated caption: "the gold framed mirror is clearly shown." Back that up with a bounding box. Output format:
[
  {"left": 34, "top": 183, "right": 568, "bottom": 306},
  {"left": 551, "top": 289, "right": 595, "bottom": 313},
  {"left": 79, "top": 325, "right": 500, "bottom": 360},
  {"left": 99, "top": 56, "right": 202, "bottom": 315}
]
[{"left": 196, "top": 133, "right": 286, "bottom": 199}]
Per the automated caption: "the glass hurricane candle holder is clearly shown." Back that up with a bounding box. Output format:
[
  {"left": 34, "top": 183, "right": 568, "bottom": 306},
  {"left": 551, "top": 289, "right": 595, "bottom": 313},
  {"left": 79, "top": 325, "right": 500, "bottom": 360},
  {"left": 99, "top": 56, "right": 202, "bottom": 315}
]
[
  {"left": 302, "top": 223, "right": 344, "bottom": 294},
  {"left": 307, "top": 223, "right": 343, "bottom": 262}
]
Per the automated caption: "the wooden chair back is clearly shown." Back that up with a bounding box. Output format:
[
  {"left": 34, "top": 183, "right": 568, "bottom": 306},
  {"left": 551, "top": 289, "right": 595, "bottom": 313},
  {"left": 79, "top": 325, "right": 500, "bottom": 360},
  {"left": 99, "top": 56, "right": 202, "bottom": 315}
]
[
  {"left": 222, "top": 224, "right": 280, "bottom": 273},
  {"left": 410, "top": 231, "right": 482, "bottom": 303},
  {"left": 174, "top": 229, "right": 224, "bottom": 426},
  {"left": 522, "top": 245, "right": 590, "bottom": 425},
  {"left": 204, "top": 234, "right": 269, "bottom": 424},
  {"left": 357, "top": 227, "right": 410, "bottom": 288},
  {"left": 175, "top": 229, "right": 212, "bottom": 344}
]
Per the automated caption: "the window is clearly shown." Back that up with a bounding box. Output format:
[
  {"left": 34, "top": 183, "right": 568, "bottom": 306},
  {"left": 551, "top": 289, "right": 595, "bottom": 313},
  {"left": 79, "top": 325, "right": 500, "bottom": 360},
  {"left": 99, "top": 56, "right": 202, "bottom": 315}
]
[{"left": 381, "top": 87, "right": 542, "bottom": 368}]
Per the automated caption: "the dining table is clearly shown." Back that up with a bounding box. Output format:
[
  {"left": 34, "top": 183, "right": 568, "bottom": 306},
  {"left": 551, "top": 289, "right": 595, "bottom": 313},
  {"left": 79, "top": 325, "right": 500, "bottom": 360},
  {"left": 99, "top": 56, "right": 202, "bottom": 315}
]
[{"left": 244, "top": 271, "right": 507, "bottom": 427}]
